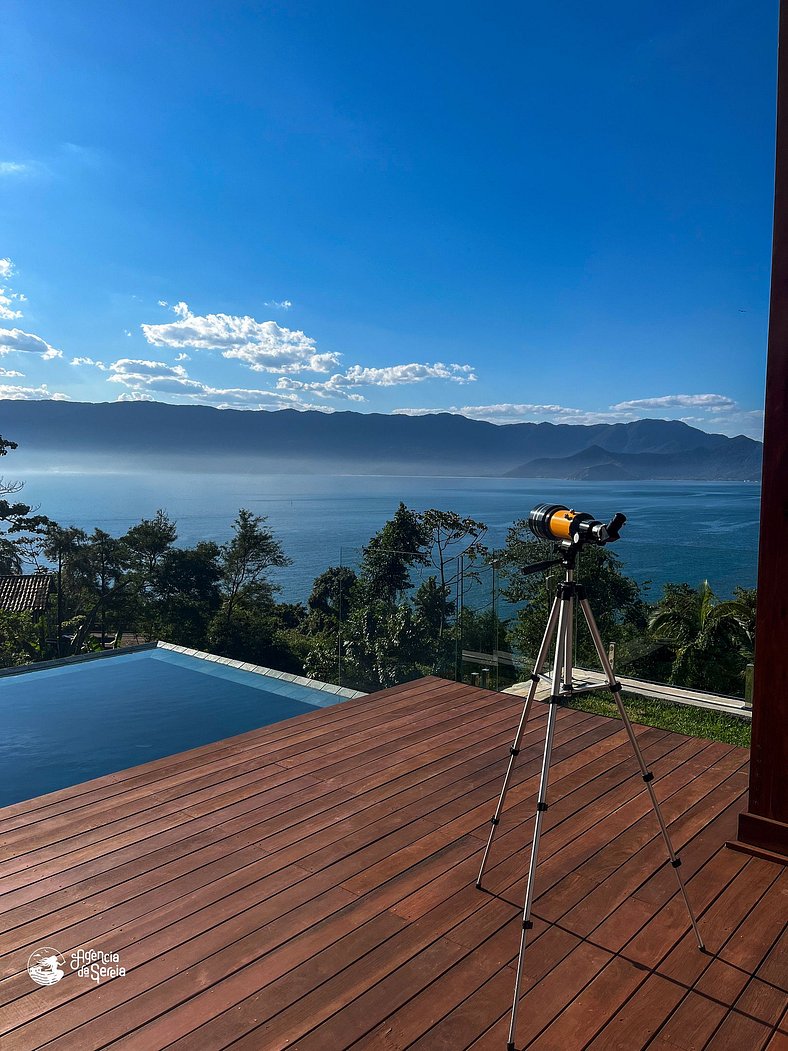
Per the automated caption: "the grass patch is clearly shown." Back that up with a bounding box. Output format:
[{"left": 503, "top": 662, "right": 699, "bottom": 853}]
[{"left": 565, "top": 691, "right": 751, "bottom": 748}]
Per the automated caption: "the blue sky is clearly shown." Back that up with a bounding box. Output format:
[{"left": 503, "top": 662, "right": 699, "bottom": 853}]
[{"left": 0, "top": 0, "right": 777, "bottom": 437}]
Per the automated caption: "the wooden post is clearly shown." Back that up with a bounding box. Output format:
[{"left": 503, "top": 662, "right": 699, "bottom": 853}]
[{"left": 729, "top": 0, "right": 788, "bottom": 863}]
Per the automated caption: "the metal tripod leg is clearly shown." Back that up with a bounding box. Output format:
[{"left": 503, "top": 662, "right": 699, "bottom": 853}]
[
  {"left": 476, "top": 595, "right": 562, "bottom": 889},
  {"left": 578, "top": 595, "right": 705, "bottom": 952},
  {"left": 562, "top": 585, "right": 574, "bottom": 692},
  {"left": 506, "top": 589, "right": 572, "bottom": 1051}
]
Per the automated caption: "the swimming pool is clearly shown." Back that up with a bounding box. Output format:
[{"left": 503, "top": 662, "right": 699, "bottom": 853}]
[{"left": 0, "top": 644, "right": 363, "bottom": 808}]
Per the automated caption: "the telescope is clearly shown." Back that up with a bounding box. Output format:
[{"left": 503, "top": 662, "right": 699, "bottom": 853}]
[
  {"left": 527, "top": 503, "right": 626, "bottom": 548},
  {"left": 480, "top": 498, "right": 704, "bottom": 1051}
]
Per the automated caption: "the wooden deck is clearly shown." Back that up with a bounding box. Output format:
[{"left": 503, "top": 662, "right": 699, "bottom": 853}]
[{"left": 0, "top": 676, "right": 784, "bottom": 1050}]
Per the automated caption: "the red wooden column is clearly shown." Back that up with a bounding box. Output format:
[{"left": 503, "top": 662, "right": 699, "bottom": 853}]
[{"left": 730, "top": 0, "right": 788, "bottom": 863}]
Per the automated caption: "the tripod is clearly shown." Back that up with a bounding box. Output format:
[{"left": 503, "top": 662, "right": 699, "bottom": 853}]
[{"left": 476, "top": 550, "right": 705, "bottom": 1051}]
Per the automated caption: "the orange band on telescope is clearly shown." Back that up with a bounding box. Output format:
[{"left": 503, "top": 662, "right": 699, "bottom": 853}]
[{"left": 549, "top": 509, "right": 576, "bottom": 540}]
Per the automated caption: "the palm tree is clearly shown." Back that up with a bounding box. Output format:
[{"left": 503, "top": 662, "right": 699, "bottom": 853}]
[
  {"left": 709, "top": 586, "right": 756, "bottom": 664},
  {"left": 649, "top": 581, "right": 747, "bottom": 694}
]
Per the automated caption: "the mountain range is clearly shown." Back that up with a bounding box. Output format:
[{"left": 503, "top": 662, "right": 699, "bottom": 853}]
[{"left": 0, "top": 400, "right": 762, "bottom": 481}]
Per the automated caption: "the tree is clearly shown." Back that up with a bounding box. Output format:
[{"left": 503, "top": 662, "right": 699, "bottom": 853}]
[
  {"left": 0, "top": 435, "right": 50, "bottom": 572},
  {"left": 121, "top": 510, "right": 180, "bottom": 640},
  {"left": 341, "top": 597, "right": 425, "bottom": 690},
  {"left": 83, "top": 529, "right": 127, "bottom": 644},
  {"left": 649, "top": 581, "right": 749, "bottom": 693},
  {"left": 0, "top": 609, "right": 44, "bottom": 668},
  {"left": 307, "top": 565, "right": 358, "bottom": 627},
  {"left": 420, "top": 509, "right": 487, "bottom": 635},
  {"left": 712, "top": 586, "right": 756, "bottom": 665},
  {"left": 154, "top": 542, "right": 222, "bottom": 646},
  {"left": 42, "top": 524, "right": 89, "bottom": 655},
  {"left": 217, "top": 509, "right": 291, "bottom": 629},
  {"left": 359, "top": 502, "right": 430, "bottom": 604},
  {"left": 501, "top": 521, "right": 649, "bottom": 672},
  {"left": 123, "top": 510, "right": 178, "bottom": 581}
]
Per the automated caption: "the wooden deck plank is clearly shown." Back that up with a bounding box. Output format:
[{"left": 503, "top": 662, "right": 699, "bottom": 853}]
[
  {"left": 0, "top": 677, "right": 455, "bottom": 828},
  {"left": 0, "top": 680, "right": 510, "bottom": 864},
  {"left": 0, "top": 676, "right": 780, "bottom": 1051}
]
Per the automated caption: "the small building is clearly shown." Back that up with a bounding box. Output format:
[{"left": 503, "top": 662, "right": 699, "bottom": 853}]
[{"left": 0, "top": 571, "right": 53, "bottom": 615}]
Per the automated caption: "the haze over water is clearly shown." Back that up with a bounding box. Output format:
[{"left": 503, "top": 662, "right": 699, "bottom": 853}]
[{"left": 18, "top": 467, "right": 760, "bottom": 603}]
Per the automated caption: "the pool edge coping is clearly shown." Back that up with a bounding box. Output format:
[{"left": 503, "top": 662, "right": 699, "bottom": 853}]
[
  {"left": 0, "top": 641, "right": 367, "bottom": 701},
  {"left": 155, "top": 642, "right": 366, "bottom": 700}
]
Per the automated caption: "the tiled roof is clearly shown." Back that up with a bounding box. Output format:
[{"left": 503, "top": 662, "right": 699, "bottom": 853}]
[{"left": 0, "top": 573, "right": 53, "bottom": 613}]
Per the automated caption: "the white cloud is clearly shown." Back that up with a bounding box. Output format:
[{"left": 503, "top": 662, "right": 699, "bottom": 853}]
[
  {"left": 106, "top": 356, "right": 332, "bottom": 411},
  {"left": 174, "top": 352, "right": 190, "bottom": 361},
  {"left": 393, "top": 393, "right": 763, "bottom": 438},
  {"left": 70, "top": 356, "right": 108, "bottom": 370},
  {"left": 0, "top": 368, "right": 23, "bottom": 377},
  {"left": 0, "top": 328, "right": 61, "bottom": 360},
  {"left": 0, "top": 383, "right": 69, "bottom": 400},
  {"left": 0, "top": 298, "right": 23, "bottom": 321},
  {"left": 0, "top": 258, "right": 26, "bottom": 320},
  {"left": 462, "top": 402, "right": 625, "bottom": 423},
  {"left": 117, "top": 390, "right": 155, "bottom": 402},
  {"left": 275, "top": 376, "right": 366, "bottom": 403},
  {"left": 109, "top": 358, "right": 194, "bottom": 385},
  {"left": 265, "top": 299, "right": 293, "bottom": 310},
  {"left": 347, "top": 363, "right": 475, "bottom": 386},
  {"left": 141, "top": 311, "right": 341, "bottom": 374},
  {"left": 124, "top": 329, "right": 132, "bottom": 337},
  {"left": 0, "top": 162, "right": 29, "bottom": 176},
  {"left": 612, "top": 394, "right": 737, "bottom": 411},
  {"left": 393, "top": 403, "right": 632, "bottom": 426},
  {"left": 277, "top": 362, "right": 477, "bottom": 402},
  {"left": 171, "top": 301, "right": 191, "bottom": 319},
  {"left": 157, "top": 300, "right": 168, "bottom": 308},
  {"left": 391, "top": 407, "right": 458, "bottom": 417}
]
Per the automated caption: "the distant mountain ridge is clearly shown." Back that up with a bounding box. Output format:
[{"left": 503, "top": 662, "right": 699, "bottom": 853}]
[
  {"left": 0, "top": 400, "right": 762, "bottom": 480},
  {"left": 505, "top": 440, "right": 762, "bottom": 481}
]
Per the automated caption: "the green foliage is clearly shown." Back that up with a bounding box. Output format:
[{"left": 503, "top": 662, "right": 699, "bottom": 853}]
[
  {"left": 315, "top": 503, "right": 487, "bottom": 690},
  {"left": 413, "top": 576, "right": 451, "bottom": 639},
  {"left": 649, "top": 581, "right": 753, "bottom": 694},
  {"left": 217, "top": 508, "right": 292, "bottom": 629},
  {"left": 0, "top": 610, "right": 45, "bottom": 667},
  {"left": 359, "top": 502, "right": 430, "bottom": 603},
  {"left": 0, "top": 435, "right": 51, "bottom": 572},
  {"left": 420, "top": 508, "right": 487, "bottom": 634},
  {"left": 307, "top": 565, "right": 357, "bottom": 630},
  {"left": 341, "top": 598, "right": 426, "bottom": 691},
  {"left": 501, "top": 522, "right": 650, "bottom": 672},
  {"left": 123, "top": 510, "right": 178, "bottom": 579},
  {"left": 458, "top": 606, "right": 508, "bottom": 656},
  {"left": 153, "top": 542, "right": 223, "bottom": 647}
]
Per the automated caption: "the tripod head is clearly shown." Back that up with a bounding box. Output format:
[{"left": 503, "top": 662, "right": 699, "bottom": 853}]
[{"left": 521, "top": 504, "right": 627, "bottom": 575}]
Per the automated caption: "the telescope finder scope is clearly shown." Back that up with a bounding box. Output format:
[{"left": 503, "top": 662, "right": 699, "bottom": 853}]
[{"left": 527, "top": 503, "right": 626, "bottom": 548}]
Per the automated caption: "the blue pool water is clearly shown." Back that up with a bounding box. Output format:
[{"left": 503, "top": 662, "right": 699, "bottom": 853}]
[{"left": 0, "top": 648, "right": 348, "bottom": 808}]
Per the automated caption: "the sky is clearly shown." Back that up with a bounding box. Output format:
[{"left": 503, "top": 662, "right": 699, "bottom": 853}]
[{"left": 0, "top": 0, "right": 778, "bottom": 439}]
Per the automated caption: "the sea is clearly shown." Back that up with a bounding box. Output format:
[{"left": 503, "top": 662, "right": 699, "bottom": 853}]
[{"left": 15, "top": 469, "right": 760, "bottom": 604}]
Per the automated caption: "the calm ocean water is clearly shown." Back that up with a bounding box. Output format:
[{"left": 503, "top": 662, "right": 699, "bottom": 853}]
[{"left": 18, "top": 469, "right": 760, "bottom": 602}]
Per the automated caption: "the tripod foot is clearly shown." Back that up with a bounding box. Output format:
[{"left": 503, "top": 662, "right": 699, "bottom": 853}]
[
  {"left": 475, "top": 881, "right": 483, "bottom": 890},
  {"left": 507, "top": 1042, "right": 516, "bottom": 1051}
]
